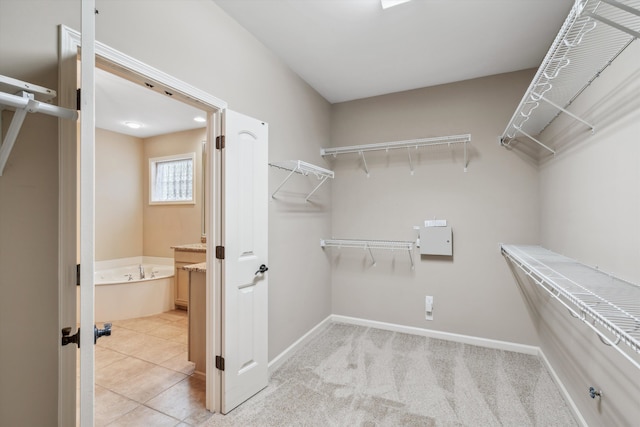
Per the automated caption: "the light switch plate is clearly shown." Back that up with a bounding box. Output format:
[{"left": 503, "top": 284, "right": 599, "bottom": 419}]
[{"left": 425, "top": 295, "right": 433, "bottom": 320}]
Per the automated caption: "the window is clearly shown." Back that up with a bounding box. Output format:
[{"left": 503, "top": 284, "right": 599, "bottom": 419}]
[{"left": 149, "top": 153, "right": 196, "bottom": 204}]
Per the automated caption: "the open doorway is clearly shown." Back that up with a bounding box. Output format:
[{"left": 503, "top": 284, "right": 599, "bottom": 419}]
[
  {"left": 58, "top": 25, "right": 226, "bottom": 424},
  {"left": 59, "top": 25, "right": 269, "bottom": 426},
  {"left": 86, "top": 66, "right": 212, "bottom": 424}
]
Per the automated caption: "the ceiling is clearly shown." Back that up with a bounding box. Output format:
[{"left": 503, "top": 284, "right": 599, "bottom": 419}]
[
  {"left": 95, "top": 67, "right": 207, "bottom": 138},
  {"left": 95, "top": 0, "right": 574, "bottom": 135},
  {"left": 213, "top": 0, "right": 573, "bottom": 103}
]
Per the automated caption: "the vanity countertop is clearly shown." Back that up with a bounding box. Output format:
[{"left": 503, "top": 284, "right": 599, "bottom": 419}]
[
  {"left": 171, "top": 243, "right": 206, "bottom": 253},
  {"left": 183, "top": 262, "right": 206, "bottom": 273}
]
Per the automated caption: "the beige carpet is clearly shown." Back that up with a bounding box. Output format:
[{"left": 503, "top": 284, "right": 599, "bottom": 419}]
[{"left": 203, "top": 323, "right": 578, "bottom": 426}]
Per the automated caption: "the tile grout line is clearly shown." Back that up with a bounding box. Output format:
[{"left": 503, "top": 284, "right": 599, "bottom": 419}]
[{"left": 93, "top": 310, "right": 207, "bottom": 426}]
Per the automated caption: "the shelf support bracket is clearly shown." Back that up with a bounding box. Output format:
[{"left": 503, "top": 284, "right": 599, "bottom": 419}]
[
  {"left": 407, "top": 147, "right": 414, "bottom": 175},
  {"left": 532, "top": 93, "right": 595, "bottom": 133},
  {"left": 271, "top": 168, "right": 298, "bottom": 199},
  {"left": 359, "top": 151, "right": 370, "bottom": 177},
  {"left": 464, "top": 140, "right": 468, "bottom": 172},
  {"left": 305, "top": 174, "right": 330, "bottom": 202},
  {"left": 365, "top": 243, "right": 376, "bottom": 267},
  {"left": 584, "top": 12, "right": 640, "bottom": 39},
  {"left": 0, "top": 88, "right": 78, "bottom": 177},
  {"left": 512, "top": 126, "right": 556, "bottom": 155},
  {"left": 408, "top": 249, "right": 414, "bottom": 270},
  {"left": 0, "top": 92, "right": 32, "bottom": 177},
  {"left": 599, "top": 0, "right": 640, "bottom": 19}
]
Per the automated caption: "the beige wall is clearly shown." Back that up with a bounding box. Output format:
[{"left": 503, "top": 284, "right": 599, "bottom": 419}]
[
  {"left": 532, "top": 41, "right": 640, "bottom": 426},
  {"left": 95, "top": 127, "right": 206, "bottom": 261},
  {"left": 91, "top": 0, "right": 334, "bottom": 363},
  {"left": 0, "top": 0, "right": 332, "bottom": 425},
  {"left": 0, "top": 1, "right": 79, "bottom": 425},
  {"left": 329, "top": 70, "right": 541, "bottom": 345},
  {"left": 6, "top": 0, "right": 635, "bottom": 425},
  {"left": 96, "top": 128, "right": 144, "bottom": 261},
  {"left": 143, "top": 128, "right": 205, "bottom": 258}
]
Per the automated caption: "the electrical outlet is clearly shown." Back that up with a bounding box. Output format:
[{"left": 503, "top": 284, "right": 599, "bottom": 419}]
[{"left": 425, "top": 295, "right": 433, "bottom": 321}]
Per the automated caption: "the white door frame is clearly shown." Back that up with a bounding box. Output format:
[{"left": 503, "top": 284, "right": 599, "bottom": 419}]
[{"left": 58, "top": 24, "right": 228, "bottom": 422}]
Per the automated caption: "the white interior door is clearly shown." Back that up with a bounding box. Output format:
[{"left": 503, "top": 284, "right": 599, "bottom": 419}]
[
  {"left": 79, "top": 2, "right": 97, "bottom": 425},
  {"left": 58, "top": 19, "right": 98, "bottom": 426},
  {"left": 58, "top": 26, "right": 80, "bottom": 427},
  {"left": 221, "top": 109, "right": 269, "bottom": 414}
]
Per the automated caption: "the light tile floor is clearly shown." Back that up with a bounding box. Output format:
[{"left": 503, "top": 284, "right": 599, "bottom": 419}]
[{"left": 92, "top": 310, "right": 214, "bottom": 426}]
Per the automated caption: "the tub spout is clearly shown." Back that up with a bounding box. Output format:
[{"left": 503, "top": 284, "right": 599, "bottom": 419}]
[{"left": 139, "top": 264, "right": 145, "bottom": 279}]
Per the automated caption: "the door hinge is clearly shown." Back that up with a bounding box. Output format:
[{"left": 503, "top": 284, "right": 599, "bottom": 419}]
[
  {"left": 216, "top": 135, "right": 225, "bottom": 150},
  {"left": 76, "top": 88, "right": 81, "bottom": 111},
  {"left": 216, "top": 246, "right": 225, "bottom": 260},
  {"left": 76, "top": 264, "right": 81, "bottom": 286},
  {"left": 216, "top": 355, "right": 225, "bottom": 371}
]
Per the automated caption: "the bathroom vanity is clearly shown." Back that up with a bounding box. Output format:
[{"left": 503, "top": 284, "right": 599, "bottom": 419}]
[
  {"left": 183, "top": 262, "right": 207, "bottom": 375},
  {"left": 171, "top": 243, "right": 206, "bottom": 308}
]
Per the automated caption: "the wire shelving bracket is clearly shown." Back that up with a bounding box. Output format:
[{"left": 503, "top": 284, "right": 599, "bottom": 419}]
[
  {"left": 500, "top": 0, "right": 640, "bottom": 154},
  {"left": 502, "top": 244, "right": 640, "bottom": 371},
  {"left": 321, "top": 238, "right": 415, "bottom": 269},
  {"left": 0, "top": 75, "right": 79, "bottom": 176},
  {"left": 321, "top": 134, "right": 471, "bottom": 176},
  {"left": 269, "top": 160, "right": 334, "bottom": 202}
]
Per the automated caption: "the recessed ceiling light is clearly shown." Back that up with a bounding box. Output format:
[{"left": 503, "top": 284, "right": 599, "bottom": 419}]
[
  {"left": 124, "top": 121, "right": 142, "bottom": 129},
  {"left": 381, "top": 0, "right": 411, "bottom": 9},
  {"left": 194, "top": 116, "right": 206, "bottom": 123}
]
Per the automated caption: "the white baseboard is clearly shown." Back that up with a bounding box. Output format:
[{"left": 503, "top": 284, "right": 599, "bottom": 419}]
[
  {"left": 537, "top": 348, "right": 588, "bottom": 427},
  {"left": 267, "top": 315, "right": 332, "bottom": 375},
  {"left": 331, "top": 314, "right": 540, "bottom": 355}
]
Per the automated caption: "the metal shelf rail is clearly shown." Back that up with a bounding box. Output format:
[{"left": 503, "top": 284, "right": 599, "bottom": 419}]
[
  {"left": 269, "top": 160, "right": 334, "bottom": 202},
  {"left": 321, "top": 134, "right": 471, "bottom": 176},
  {"left": 321, "top": 238, "right": 415, "bottom": 269},
  {"left": 500, "top": 0, "right": 640, "bottom": 155},
  {"left": 502, "top": 244, "right": 640, "bottom": 371}
]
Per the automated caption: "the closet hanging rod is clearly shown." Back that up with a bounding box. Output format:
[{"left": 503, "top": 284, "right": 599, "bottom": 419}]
[
  {"left": 321, "top": 134, "right": 470, "bottom": 156},
  {"left": 0, "top": 91, "right": 78, "bottom": 120},
  {"left": 0, "top": 88, "right": 79, "bottom": 177}
]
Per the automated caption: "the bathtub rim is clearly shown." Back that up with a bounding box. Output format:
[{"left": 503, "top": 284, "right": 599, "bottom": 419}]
[
  {"left": 95, "top": 256, "right": 174, "bottom": 285},
  {"left": 95, "top": 256, "right": 173, "bottom": 271}
]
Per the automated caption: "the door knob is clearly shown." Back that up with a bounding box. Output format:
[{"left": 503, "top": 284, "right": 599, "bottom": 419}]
[
  {"left": 94, "top": 323, "right": 112, "bottom": 344},
  {"left": 255, "top": 264, "right": 268, "bottom": 275},
  {"left": 61, "top": 327, "right": 80, "bottom": 347}
]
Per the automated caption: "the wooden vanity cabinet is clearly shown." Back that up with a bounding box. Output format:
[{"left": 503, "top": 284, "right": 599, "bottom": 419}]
[{"left": 173, "top": 250, "right": 206, "bottom": 308}]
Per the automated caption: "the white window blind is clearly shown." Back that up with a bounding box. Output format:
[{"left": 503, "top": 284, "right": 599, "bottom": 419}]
[{"left": 150, "top": 153, "right": 196, "bottom": 204}]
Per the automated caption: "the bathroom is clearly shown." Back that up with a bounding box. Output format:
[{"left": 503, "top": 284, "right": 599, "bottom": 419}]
[{"left": 87, "top": 67, "right": 207, "bottom": 323}]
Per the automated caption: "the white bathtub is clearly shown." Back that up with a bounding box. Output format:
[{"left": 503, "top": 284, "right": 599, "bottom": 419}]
[
  {"left": 94, "top": 263, "right": 174, "bottom": 285},
  {"left": 79, "top": 257, "right": 176, "bottom": 321}
]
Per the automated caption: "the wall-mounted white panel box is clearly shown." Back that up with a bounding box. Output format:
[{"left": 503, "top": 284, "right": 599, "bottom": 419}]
[{"left": 419, "top": 225, "right": 452, "bottom": 256}]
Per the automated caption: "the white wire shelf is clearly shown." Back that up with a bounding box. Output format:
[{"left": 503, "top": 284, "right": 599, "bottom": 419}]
[
  {"left": 321, "top": 238, "right": 415, "bottom": 269},
  {"left": 500, "top": 0, "right": 640, "bottom": 155},
  {"left": 502, "top": 244, "right": 640, "bottom": 371},
  {"left": 321, "top": 134, "right": 471, "bottom": 175},
  {"left": 268, "top": 160, "right": 334, "bottom": 202}
]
